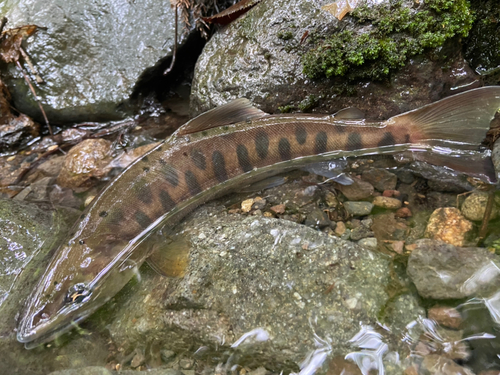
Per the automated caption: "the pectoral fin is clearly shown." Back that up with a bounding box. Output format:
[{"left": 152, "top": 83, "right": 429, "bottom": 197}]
[{"left": 146, "top": 233, "right": 191, "bottom": 278}]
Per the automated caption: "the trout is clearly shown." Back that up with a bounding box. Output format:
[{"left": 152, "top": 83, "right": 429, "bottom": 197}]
[{"left": 17, "top": 86, "right": 500, "bottom": 347}]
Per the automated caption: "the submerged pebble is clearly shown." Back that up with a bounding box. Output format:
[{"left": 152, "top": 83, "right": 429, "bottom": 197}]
[
  {"left": 461, "top": 191, "right": 499, "bottom": 221},
  {"left": 335, "top": 178, "right": 374, "bottom": 200},
  {"left": 343, "top": 201, "right": 373, "bottom": 216},
  {"left": 424, "top": 207, "right": 473, "bottom": 247},
  {"left": 361, "top": 168, "right": 397, "bottom": 191},
  {"left": 57, "top": 139, "right": 112, "bottom": 189},
  {"left": 372, "top": 196, "right": 402, "bottom": 209},
  {"left": 407, "top": 239, "right": 500, "bottom": 299},
  {"left": 428, "top": 306, "right": 463, "bottom": 329}
]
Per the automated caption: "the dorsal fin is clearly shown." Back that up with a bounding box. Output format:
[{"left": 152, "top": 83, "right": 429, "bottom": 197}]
[
  {"left": 333, "top": 107, "right": 365, "bottom": 120},
  {"left": 177, "top": 99, "right": 268, "bottom": 135}
]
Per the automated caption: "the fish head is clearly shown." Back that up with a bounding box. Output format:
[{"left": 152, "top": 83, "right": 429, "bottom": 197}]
[{"left": 17, "top": 230, "right": 142, "bottom": 348}]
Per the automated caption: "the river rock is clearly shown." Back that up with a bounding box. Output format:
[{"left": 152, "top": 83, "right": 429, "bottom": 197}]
[
  {"left": 461, "top": 191, "right": 500, "bottom": 222},
  {"left": 335, "top": 178, "right": 374, "bottom": 201},
  {"left": 343, "top": 201, "right": 373, "bottom": 216},
  {"left": 57, "top": 139, "right": 112, "bottom": 188},
  {"left": 304, "top": 207, "right": 330, "bottom": 228},
  {"left": 424, "top": 207, "right": 474, "bottom": 247},
  {"left": 106, "top": 205, "right": 422, "bottom": 370},
  {"left": 407, "top": 239, "right": 500, "bottom": 299},
  {"left": 372, "top": 196, "right": 402, "bottom": 210},
  {"left": 493, "top": 138, "right": 500, "bottom": 181},
  {"left": 191, "top": 0, "right": 480, "bottom": 119},
  {"left": 428, "top": 306, "right": 463, "bottom": 330},
  {"left": 361, "top": 169, "right": 398, "bottom": 192},
  {"left": 350, "top": 225, "right": 374, "bottom": 241},
  {"left": 0, "top": 0, "right": 187, "bottom": 123}
]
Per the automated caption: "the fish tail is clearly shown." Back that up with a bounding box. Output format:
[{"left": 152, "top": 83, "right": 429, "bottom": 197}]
[
  {"left": 389, "top": 86, "right": 500, "bottom": 183},
  {"left": 390, "top": 86, "right": 500, "bottom": 146}
]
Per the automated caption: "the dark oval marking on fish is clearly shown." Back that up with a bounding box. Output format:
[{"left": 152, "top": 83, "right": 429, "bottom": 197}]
[
  {"left": 314, "top": 132, "right": 328, "bottom": 154},
  {"left": 143, "top": 167, "right": 150, "bottom": 173},
  {"left": 142, "top": 156, "right": 149, "bottom": 163},
  {"left": 185, "top": 170, "right": 202, "bottom": 195},
  {"left": 405, "top": 134, "right": 411, "bottom": 143},
  {"left": 159, "top": 190, "right": 176, "bottom": 212},
  {"left": 255, "top": 130, "right": 269, "bottom": 159},
  {"left": 99, "top": 211, "right": 108, "bottom": 218},
  {"left": 295, "top": 126, "right": 307, "bottom": 145},
  {"left": 138, "top": 186, "right": 153, "bottom": 204},
  {"left": 134, "top": 210, "right": 152, "bottom": 229},
  {"left": 278, "top": 138, "right": 291, "bottom": 161},
  {"left": 191, "top": 149, "right": 207, "bottom": 170},
  {"left": 237, "top": 144, "right": 253, "bottom": 172},
  {"left": 212, "top": 151, "right": 228, "bottom": 183},
  {"left": 346, "top": 133, "right": 362, "bottom": 151},
  {"left": 378, "top": 132, "right": 396, "bottom": 147},
  {"left": 159, "top": 159, "right": 179, "bottom": 187}
]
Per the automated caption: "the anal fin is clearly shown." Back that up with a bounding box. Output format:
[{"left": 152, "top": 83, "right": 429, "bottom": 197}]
[{"left": 411, "top": 148, "right": 497, "bottom": 184}]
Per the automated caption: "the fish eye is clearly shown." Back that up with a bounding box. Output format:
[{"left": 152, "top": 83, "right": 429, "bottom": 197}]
[{"left": 65, "top": 283, "right": 91, "bottom": 304}]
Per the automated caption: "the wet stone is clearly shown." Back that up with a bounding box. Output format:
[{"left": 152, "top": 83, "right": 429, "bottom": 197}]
[
  {"left": 372, "top": 196, "right": 402, "bottom": 210},
  {"left": 372, "top": 213, "right": 409, "bottom": 241},
  {"left": 106, "top": 207, "right": 421, "bottom": 369},
  {"left": 304, "top": 208, "right": 330, "bottom": 229},
  {"left": 407, "top": 239, "right": 500, "bottom": 299},
  {"left": 270, "top": 204, "right": 285, "bottom": 215},
  {"left": 420, "top": 354, "right": 474, "bottom": 375},
  {"left": 396, "top": 170, "right": 415, "bottom": 184},
  {"left": 461, "top": 191, "right": 499, "bottom": 222},
  {"left": 252, "top": 197, "right": 267, "bottom": 211},
  {"left": 57, "top": 139, "right": 113, "bottom": 189},
  {"left": 395, "top": 207, "right": 412, "bottom": 218},
  {"left": 425, "top": 207, "right": 474, "bottom": 247},
  {"left": 160, "top": 349, "right": 175, "bottom": 363},
  {"left": 428, "top": 306, "right": 463, "bottom": 330},
  {"left": 427, "top": 179, "right": 469, "bottom": 193},
  {"left": 179, "top": 358, "right": 194, "bottom": 370},
  {"left": 361, "top": 168, "right": 397, "bottom": 192},
  {"left": 2, "top": 0, "right": 187, "bottom": 123},
  {"left": 47, "top": 367, "right": 113, "bottom": 375},
  {"left": 350, "top": 225, "right": 374, "bottom": 241},
  {"left": 335, "top": 178, "right": 374, "bottom": 201},
  {"left": 335, "top": 221, "right": 346, "bottom": 236},
  {"left": 358, "top": 238, "right": 378, "bottom": 250},
  {"left": 343, "top": 201, "right": 373, "bottom": 216}
]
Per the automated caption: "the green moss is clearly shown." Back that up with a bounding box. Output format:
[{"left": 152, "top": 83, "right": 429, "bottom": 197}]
[
  {"left": 278, "top": 104, "right": 295, "bottom": 113},
  {"left": 298, "top": 95, "right": 318, "bottom": 112},
  {"left": 277, "top": 30, "right": 294, "bottom": 40},
  {"left": 303, "top": 0, "right": 475, "bottom": 81}
]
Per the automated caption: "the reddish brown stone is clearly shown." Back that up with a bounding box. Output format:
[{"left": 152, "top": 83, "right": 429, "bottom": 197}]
[{"left": 428, "top": 306, "right": 462, "bottom": 329}]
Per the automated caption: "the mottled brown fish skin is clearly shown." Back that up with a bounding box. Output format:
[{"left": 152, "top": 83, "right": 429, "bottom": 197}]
[{"left": 18, "top": 86, "right": 500, "bottom": 346}]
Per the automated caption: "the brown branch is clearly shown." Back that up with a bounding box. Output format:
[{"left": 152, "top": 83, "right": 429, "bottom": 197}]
[{"left": 15, "top": 59, "right": 52, "bottom": 135}]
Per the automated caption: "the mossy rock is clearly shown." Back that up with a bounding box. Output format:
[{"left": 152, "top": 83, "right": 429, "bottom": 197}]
[{"left": 302, "top": 0, "right": 475, "bottom": 81}]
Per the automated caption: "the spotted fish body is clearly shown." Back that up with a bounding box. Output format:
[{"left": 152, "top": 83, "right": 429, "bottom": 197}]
[{"left": 17, "top": 87, "right": 500, "bottom": 347}]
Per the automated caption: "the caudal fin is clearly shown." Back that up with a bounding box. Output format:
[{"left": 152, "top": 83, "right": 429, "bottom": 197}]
[
  {"left": 389, "top": 86, "right": 500, "bottom": 183},
  {"left": 390, "top": 86, "right": 500, "bottom": 146}
]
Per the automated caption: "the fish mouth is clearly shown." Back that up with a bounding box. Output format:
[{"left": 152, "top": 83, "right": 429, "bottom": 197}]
[{"left": 17, "top": 311, "right": 90, "bottom": 348}]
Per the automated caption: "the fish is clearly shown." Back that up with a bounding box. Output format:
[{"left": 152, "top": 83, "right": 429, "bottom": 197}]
[{"left": 17, "top": 86, "right": 500, "bottom": 348}]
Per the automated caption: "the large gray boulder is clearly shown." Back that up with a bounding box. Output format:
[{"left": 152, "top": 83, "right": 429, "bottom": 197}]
[
  {"left": 0, "top": 0, "right": 187, "bottom": 123},
  {"left": 191, "top": 0, "right": 480, "bottom": 118}
]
